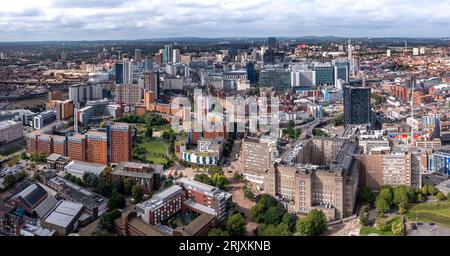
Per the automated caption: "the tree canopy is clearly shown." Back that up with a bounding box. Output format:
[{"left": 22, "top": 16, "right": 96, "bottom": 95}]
[{"left": 296, "top": 209, "right": 327, "bottom": 236}]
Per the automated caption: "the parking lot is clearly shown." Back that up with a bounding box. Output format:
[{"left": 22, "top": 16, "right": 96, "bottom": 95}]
[{"left": 406, "top": 221, "right": 450, "bottom": 236}]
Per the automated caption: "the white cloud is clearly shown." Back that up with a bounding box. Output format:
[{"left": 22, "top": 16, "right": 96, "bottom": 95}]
[{"left": 0, "top": 0, "right": 449, "bottom": 41}]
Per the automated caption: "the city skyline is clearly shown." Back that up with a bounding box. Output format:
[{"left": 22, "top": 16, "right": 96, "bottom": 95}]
[{"left": 0, "top": 0, "right": 449, "bottom": 41}]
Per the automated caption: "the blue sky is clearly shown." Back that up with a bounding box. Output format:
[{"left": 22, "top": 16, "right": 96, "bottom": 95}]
[{"left": 0, "top": 0, "right": 449, "bottom": 41}]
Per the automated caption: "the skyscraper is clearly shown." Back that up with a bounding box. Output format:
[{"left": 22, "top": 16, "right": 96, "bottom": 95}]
[
  {"left": 144, "top": 57, "right": 153, "bottom": 71},
  {"left": 164, "top": 45, "right": 173, "bottom": 64},
  {"left": 246, "top": 62, "right": 257, "bottom": 85},
  {"left": 172, "top": 49, "right": 180, "bottom": 63},
  {"left": 343, "top": 86, "right": 372, "bottom": 126},
  {"left": 268, "top": 37, "right": 277, "bottom": 51},
  {"left": 347, "top": 39, "right": 354, "bottom": 76},
  {"left": 107, "top": 122, "right": 132, "bottom": 164},
  {"left": 123, "top": 60, "right": 133, "bottom": 85},
  {"left": 115, "top": 63, "right": 123, "bottom": 84},
  {"left": 134, "top": 49, "right": 142, "bottom": 62}
]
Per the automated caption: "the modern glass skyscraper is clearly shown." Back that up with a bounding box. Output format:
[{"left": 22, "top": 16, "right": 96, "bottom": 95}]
[
  {"left": 246, "top": 62, "right": 257, "bottom": 84},
  {"left": 344, "top": 86, "right": 372, "bottom": 125},
  {"left": 164, "top": 45, "right": 173, "bottom": 63}
]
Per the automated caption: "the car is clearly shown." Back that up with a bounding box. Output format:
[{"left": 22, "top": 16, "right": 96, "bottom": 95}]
[
  {"left": 429, "top": 223, "right": 435, "bottom": 226},
  {"left": 411, "top": 224, "right": 417, "bottom": 230},
  {"left": 417, "top": 222, "right": 423, "bottom": 226}
]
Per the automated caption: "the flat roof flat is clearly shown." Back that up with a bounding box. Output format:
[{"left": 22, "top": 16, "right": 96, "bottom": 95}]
[{"left": 44, "top": 201, "right": 83, "bottom": 228}]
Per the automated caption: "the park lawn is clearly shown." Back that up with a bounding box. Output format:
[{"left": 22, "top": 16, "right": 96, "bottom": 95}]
[
  {"left": 408, "top": 202, "right": 450, "bottom": 227},
  {"left": 360, "top": 216, "right": 402, "bottom": 236},
  {"left": 360, "top": 226, "right": 394, "bottom": 236},
  {"left": 145, "top": 155, "right": 169, "bottom": 165},
  {"left": 140, "top": 138, "right": 167, "bottom": 155}
]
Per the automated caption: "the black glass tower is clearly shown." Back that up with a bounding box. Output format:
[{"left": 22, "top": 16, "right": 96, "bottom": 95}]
[{"left": 344, "top": 86, "right": 372, "bottom": 126}]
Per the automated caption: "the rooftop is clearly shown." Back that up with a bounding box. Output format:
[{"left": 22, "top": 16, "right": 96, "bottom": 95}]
[{"left": 43, "top": 200, "right": 83, "bottom": 228}]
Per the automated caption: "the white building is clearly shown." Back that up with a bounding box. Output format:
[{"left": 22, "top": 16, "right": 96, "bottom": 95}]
[{"left": 0, "top": 120, "right": 23, "bottom": 144}]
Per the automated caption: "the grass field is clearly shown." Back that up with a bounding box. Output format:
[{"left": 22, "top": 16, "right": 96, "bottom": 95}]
[
  {"left": 134, "top": 138, "right": 169, "bottom": 165},
  {"left": 360, "top": 216, "right": 402, "bottom": 236},
  {"left": 408, "top": 202, "right": 450, "bottom": 226},
  {"left": 140, "top": 138, "right": 167, "bottom": 154},
  {"left": 360, "top": 227, "right": 394, "bottom": 236}
]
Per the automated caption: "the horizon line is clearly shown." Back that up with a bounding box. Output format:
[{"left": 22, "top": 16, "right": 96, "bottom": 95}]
[{"left": 0, "top": 35, "right": 449, "bottom": 44}]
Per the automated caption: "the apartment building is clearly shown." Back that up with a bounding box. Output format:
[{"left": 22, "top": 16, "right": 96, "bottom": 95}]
[
  {"left": 136, "top": 185, "right": 185, "bottom": 226},
  {"left": 241, "top": 136, "right": 278, "bottom": 184},
  {"left": 175, "top": 178, "right": 232, "bottom": 220}
]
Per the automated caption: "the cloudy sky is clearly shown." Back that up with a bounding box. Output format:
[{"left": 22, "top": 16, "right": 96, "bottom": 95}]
[{"left": 0, "top": 0, "right": 449, "bottom": 41}]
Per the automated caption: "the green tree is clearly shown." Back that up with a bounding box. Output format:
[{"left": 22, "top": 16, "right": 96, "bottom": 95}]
[
  {"left": 282, "top": 213, "right": 297, "bottom": 232},
  {"left": 428, "top": 185, "right": 438, "bottom": 196},
  {"left": 391, "top": 218, "right": 404, "bottom": 236},
  {"left": 226, "top": 213, "right": 246, "bottom": 236},
  {"left": 98, "top": 209, "right": 121, "bottom": 232},
  {"left": 124, "top": 177, "right": 135, "bottom": 195},
  {"left": 375, "top": 217, "right": 388, "bottom": 232},
  {"left": 378, "top": 186, "right": 394, "bottom": 205},
  {"left": 132, "top": 184, "right": 143, "bottom": 203},
  {"left": 296, "top": 209, "right": 327, "bottom": 236},
  {"left": 258, "top": 223, "right": 291, "bottom": 236},
  {"left": 393, "top": 185, "right": 412, "bottom": 208},
  {"left": 263, "top": 206, "right": 285, "bottom": 225},
  {"left": 421, "top": 184, "right": 429, "bottom": 195},
  {"left": 96, "top": 180, "right": 112, "bottom": 197},
  {"left": 208, "top": 228, "right": 229, "bottom": 236},
  {"left": 416, "top": 193, "right": 426, "bottom": 203},
  {"left": 82, "top": 172, "right": 99, "bottom": 188},
  {"left": 250, "top": 203, "right": 265, "bottom": 223},
  {"left": 211, "top": 172, "right": 229, "bottom": 190},
  {"left": 375, "top": 197, "right": 390, "bottom": 215},
  {"left": 194, "top": 173, "right": 214, "bottom": 186},
  {"left": 436, "top": 192, "right": 447, "bottom": 201},
  {"left": 108, "top": 191, "right": 126, "bottom": 210},
  {"left": 359, "top": 205, "right": 370, "bottom": 226},
  {"left": 359, "top": 186, "right": 376, "bottom": 205}
]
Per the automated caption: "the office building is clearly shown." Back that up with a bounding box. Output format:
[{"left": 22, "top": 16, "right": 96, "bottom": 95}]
[
  {"left": 144, "top": 57, "right": 153, "bottom": 71},
  {"left": 115, "top": 63, "right": 123, "bottom": 84},
  {"left": 333, "top": 60, "right": 350, "bottom": 85},
  {"left": 115, "top": 84, "right": 142, "bottom": 106},
  {"left": 69, "top": 83, "right": 103, "bottom": 107},
  {"left": 134, "top": 49, "right": 142, "bottom": 62},
  {"left": 112, "top": 162, "right": 163, "bottom": 196},
  {"left": 314, "top": 64, "right": 335, "bottom": 86},
  {"left": 52, "top": 100, "right": 74, "bottom": 121},
  {"left": 429, "top": 149, "right": 450, "bottom": 176},
  {"left": 164, "top": 45, "right": 173, "bottom": 64},
  {"left": 361, "top": 147, "right": 413, "bottom": 189},
  {"left": 268, "top": 37, "right": 278, "bottom": 51},
  {"left": 246, "top": 62, "right": 257, "bottom": 85},
  {"left": 344, "top": 86, "right": 372, "bottom": 126},
  {"left": 242, "top": 137, "right": 278, "bottom": 184},
  {"left": 123, "top": 60, "right": 133, "bottom": 85},
  {"left": 77, "top": 99, "right": 121, "bottom": 126},
  {"left": 291, "top": 70, "right": 315, "bottom": 87},
  {"left": 33, "top": 110, "right": 57, "bottom": 130},
  {"left": 259, "top": 69, "right": 291, "bottom": 90},
  {"left": 172, "top": 49, "right": 181, "bottom": 63},
  {"left": 0, "top": 120, "right": 23, "bottom": 145}
]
